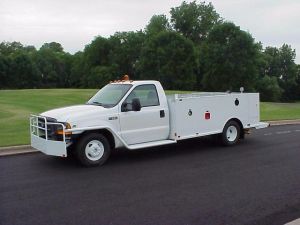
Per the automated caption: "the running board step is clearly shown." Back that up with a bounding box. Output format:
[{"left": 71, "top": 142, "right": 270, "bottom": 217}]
[{"left": 127, "top": 140, "right": 177, "bottom": 150}]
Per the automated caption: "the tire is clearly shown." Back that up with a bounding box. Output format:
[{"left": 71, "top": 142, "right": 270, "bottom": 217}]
[
  {"left": 67, "top": 144, "right": 76, "bottom": 158},
  {"left": 76, "top": 133, "right": 111, "bottom": 167},
  {"left": 221, "top": 120, "right": 241, "bottom": 146}
]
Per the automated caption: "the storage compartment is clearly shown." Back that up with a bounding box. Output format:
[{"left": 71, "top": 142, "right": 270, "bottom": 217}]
[{"left": 167, "top": 92, "right": 259, "bottom": 140}]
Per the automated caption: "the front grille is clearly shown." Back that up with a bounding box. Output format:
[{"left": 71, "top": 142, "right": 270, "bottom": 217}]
[
  {"left": 37, "top": 117, "right": 60, "bottom": 140},
  {"left": 31, "top": 115, "right": 72, "bottom": 145}
]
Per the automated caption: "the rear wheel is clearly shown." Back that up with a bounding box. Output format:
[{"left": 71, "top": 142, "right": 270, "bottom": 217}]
[
  {"left": 76, "top": 133, "right": 111, "bottom": 167},
  {"left": 221, "top": 120, "right": 241, "bottom": 146}
]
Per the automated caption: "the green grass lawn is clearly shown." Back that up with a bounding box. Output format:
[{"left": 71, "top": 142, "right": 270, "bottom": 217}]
[
  {"left": 0, "top": 89, "right": 97, "bottom": 147},
  {"left": 260, "top": 102, "right": 300, "bottom": 121},
  {"left": 0, "top": 89, "right": 299, "bottom": 147}
]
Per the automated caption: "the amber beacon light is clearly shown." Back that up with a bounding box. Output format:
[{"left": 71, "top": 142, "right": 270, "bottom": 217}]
[{"left": 122, "top": 75, "right": 130, "bottom": 81}]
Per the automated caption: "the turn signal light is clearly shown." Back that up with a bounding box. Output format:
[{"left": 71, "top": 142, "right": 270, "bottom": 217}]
[{"left": 56, "top": 130, "right": 72, "bottom": 136}]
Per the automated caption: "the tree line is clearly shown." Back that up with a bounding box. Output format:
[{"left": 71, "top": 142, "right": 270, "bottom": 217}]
[{"left": 0, "top": 1, "right": 299, "bottom": 102}]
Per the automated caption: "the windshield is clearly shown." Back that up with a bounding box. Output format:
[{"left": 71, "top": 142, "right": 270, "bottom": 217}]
[{"left": 87, "top": 84, "right": 132, "bottom": 108}]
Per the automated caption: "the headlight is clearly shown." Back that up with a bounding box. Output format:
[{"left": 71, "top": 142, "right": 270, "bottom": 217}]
[{"left": 55, "top": 122, "right": 72, "bottom": 136}]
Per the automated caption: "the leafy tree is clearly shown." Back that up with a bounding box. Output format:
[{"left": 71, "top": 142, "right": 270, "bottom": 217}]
[
  {"left": 255, "top": 44, "right": 282, "bottom": 101},
  {"left": 277, "top": 44, "right": 297, "bottom": 101},
  {"left": 81, "top": 36, "right": 115, "bottom": 87},
  {"left": 261, "top": 44, "right": 298, "bottom": 101},
  {"left": 0, "top": 41, "right": 24, "bottom": 56},
  {"left": 296, "top": 65, "right": 300, "bottom": 99},
  {"left": 23, "top": 45, "right": 37, "bottom": 54},
  {"left": 0, "top": 0, "right": 299, "bottom": 104},
  {"left": 263, "top": 47, "right": 281, "bottom": 78},
  {"left": 201, "top": 22, "right": 260, "bottom": 92},
  {"left": 0, "top": 55, "right": 11, "bottom": 88},
  {"left": 9, "top": 53, "right": 40, "bottom": 88},
  {"left": 109, "top": 31, "right": 145, "bottom": 79},
  {"left": 70, "top": 51, "right": 85, "bottom": 87},
  {"left": 170, "top": 1, "right": 222, "bottom": 44},
  {"left": 86, "top": 66, "right": 115, "bottom": 88},
  {"left": 145, "top": 15, "right": 171, "bottom": 35},
  {"left": 256, "top": 75, "right": 282, "bottom": 102},
  {"left": 137, "top": 31, "right": 197, "bottom": 90},
  {"left": 58, "top": 52, "right": 73, "bottom": 88},
  {"left": 33, "top": 49, "right": 58, "bottom": 87},
  {"left": 40, "top": 42, "right": 64, "bottom": 53},
  {"left": 33, "top": 47, "right": 71, "bottom": 88},
  {"left": 84, "top": 36, "right": 112, "bottom": 68},
  {"left": 0, "top": 42, "right": 40, "bottom": 89}
]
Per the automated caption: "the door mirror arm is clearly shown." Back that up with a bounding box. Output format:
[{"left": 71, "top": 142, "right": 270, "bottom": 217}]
[
  {"left": 132, "top": 98, "right": 142, "bottom": 111},
  {"left": 121, "top": 98, "right": 141, "bottom": 112}
]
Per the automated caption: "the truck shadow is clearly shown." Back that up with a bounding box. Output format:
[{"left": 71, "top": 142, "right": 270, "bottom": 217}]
[
  {"left": 42, "top": 136, "right": 251, "bottom": 169},
  {"left": 107, "top": 136, "right": 250, "bottom": 166}
]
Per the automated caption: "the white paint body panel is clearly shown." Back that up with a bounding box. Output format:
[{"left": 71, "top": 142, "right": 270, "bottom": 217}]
[
  {"left": 31, "top": 135, "right": 67, "bottom": 157},
  {"left": 119, "top": 105, "right": 169, "bottom": 145},
  {"left": 118, "top": 80, "right": 170, "bottom": 145},
  {"left": 167, "top": 93, "right": 261, "bottom": 140}
]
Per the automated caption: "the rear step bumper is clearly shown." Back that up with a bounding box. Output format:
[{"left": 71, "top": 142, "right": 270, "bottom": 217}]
[{"left": 254, "top": 122, "right": 270, "bottom": 129}]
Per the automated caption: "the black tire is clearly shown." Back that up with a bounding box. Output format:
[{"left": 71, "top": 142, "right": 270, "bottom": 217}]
[
  {"left": 221, "top": 120, "right": 241, "bottom": 146},
  {"left": 76, "top": 133, "right": 111, "bottom": 167},
  {"left": 67, "top": 144, "right": 76, "bottom": 159}
]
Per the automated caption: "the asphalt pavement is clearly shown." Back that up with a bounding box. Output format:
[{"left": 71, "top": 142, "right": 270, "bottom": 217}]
[{"left": 1, "top": 124, "right": 300, "bottom": 225}]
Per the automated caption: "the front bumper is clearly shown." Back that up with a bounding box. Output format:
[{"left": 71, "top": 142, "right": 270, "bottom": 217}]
[{"left": 30, "top": 115, "right": 67, "bottom": 157}]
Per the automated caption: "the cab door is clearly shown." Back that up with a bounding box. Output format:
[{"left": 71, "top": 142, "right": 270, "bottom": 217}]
[{"left": 119, "top": 84, "right": 169, "bottom": 145}]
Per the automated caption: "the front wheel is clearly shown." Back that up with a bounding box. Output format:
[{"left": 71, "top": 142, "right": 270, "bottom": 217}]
[
  {"left": 76, "top": 133, "right": 111, "bottom": 167},
  {"left": 221, "top": 120, "right": 241, "bottom": 146}
]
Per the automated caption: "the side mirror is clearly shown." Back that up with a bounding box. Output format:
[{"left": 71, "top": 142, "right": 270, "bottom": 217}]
[
  {"left": 121, "top": 102, "right": 128, "bottom": 112},
  {"left": 132, "top": 98, "right": 141, "bottom": 111}
]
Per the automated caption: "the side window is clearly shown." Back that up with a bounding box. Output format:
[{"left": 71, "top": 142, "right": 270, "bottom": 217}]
[{"left": 125, "top": 84, "right": 159, "bottom": 107}]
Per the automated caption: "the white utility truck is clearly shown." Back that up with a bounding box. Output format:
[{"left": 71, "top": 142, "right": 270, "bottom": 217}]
[{"left": 30, "top": 76, "right": 269, "bottom": 166}]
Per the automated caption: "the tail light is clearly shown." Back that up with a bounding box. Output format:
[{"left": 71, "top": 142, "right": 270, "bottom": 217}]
[{"left": 205, "top": 111, "right": 211, "bottom": 120}]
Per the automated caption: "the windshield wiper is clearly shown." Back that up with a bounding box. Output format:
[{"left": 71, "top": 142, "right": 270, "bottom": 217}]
[
  {"left": 86, "top": 101, "right": 110, "bottom": 107},
  {"left": 92, "top": 101, "right": 103, "bottom": 106}
]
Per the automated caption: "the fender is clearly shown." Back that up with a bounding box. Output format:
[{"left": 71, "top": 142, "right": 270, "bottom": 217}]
[{"left": 68, "top": 126, "right": 129, "bottom": 149}]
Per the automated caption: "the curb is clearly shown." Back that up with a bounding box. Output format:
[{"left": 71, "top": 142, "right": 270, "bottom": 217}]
[
  {"left": 0, "top": 120, "right": 300, "bottom": 156},
  {"left": 267, "top": 119, "right": 300, "bottom": 126},
  {"left": 0, "top": 145, "right": 37, "bottom": 156}
]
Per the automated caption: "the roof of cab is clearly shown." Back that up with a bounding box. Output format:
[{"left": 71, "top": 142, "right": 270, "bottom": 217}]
[
  {"left": 110, "top": 80, "right": 160, "bottom": 85},
  {"left": 109, "top": 75, "right": 160, "bottom": 86}
]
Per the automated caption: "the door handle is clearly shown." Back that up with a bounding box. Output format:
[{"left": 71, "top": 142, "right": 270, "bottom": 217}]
[{"left": 160, "top": 110, "right": 165, "bottom": 118}]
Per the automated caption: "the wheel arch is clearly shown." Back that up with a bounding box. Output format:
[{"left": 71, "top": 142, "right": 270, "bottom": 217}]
[
  {"left": 79, "top": 129, "right": 116, "bottom": 149},
  {"left": 224, "top": 118, "right": 245, "bottom": 139}
]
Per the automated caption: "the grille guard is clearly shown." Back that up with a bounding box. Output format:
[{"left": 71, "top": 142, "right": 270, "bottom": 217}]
[{"left": 30, "top": 115, "right": 67, "bottom": 157}]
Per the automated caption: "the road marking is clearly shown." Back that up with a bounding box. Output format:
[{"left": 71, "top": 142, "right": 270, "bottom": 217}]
[
  {"left": 263, "top": 130, "right": 297, "bottom": 136},
  {"left": 276, "top": 131, "right": 291, "bottom": 134}
]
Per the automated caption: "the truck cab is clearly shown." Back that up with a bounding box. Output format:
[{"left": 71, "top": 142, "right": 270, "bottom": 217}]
[{"left": 114, "top": 80, "right": 170, "bottom": 145}]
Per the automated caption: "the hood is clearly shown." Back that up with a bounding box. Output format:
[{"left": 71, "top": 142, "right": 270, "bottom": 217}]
[{"left": 41, "top": 104, "right": 108, "bottom": 122}]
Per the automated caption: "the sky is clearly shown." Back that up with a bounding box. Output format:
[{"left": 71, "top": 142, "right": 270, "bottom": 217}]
[{"left": 0, "top": 0, "right": 299, "bottom": 63}]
